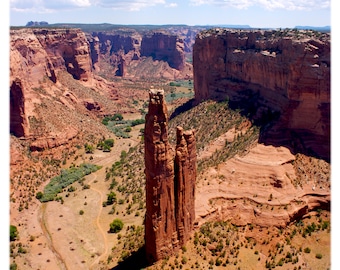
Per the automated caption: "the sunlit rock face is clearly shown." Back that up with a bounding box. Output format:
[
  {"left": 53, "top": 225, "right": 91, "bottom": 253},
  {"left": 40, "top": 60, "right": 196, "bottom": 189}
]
[
  {"left": 193, "top": 29, "right": 330, "bottom": 161},
  {"left": 144, "top": 89, "right": 196, "bottom": 263},
  {"left": 10, "top": 28, "right": 94, "bottom": 138}
]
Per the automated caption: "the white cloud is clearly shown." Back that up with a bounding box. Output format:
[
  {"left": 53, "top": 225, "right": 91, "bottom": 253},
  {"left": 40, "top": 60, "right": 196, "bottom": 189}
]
[
  {"left": 10, "top": 0, "right": 91, "bottom": 12},
  {"left": 10, "top": 0, "right": 167, "bottom": 12},
  {"left": 10, "top": 0, "right": 330, "bottom": 13},
  {"left": 96, "top": 0, "right": 166, "bottom": 11},
  {"left": 189, "top": 0, "right": 330, "bottom": 10},
  {"left": 166, "top": 2, "right": 178, "bottom": 8}
]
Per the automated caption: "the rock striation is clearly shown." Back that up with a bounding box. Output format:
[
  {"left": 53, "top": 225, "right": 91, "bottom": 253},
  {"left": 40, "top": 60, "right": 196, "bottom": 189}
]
[
  {"left": 144, "top": 89, "right": 196, "bottom": 263},
  {"left": 141, "top": 32, "right": 185, "bottom": 70},
  {"left": 193, "top": 28, "right": 330, "bottom": 161},
  {"left": 10, "top": 28, "right": 93, "bottom": 137},
  {"left": 88, "top": 29, "right": 188, "bottom": 79}
]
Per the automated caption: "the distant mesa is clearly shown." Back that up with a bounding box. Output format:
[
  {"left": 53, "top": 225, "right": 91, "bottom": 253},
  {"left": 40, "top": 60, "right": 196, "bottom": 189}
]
[
  {"left": 294, "top": 25, "right": 330, "bottom": 32},
  {"left": 26, "top": 21, "right": 49, "bottom": 27}
]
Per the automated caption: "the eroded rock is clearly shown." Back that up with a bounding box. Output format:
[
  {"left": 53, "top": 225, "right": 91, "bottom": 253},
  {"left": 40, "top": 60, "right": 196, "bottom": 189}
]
[{"left": 144, "top": 89, "right": 196, "bottom": 263}]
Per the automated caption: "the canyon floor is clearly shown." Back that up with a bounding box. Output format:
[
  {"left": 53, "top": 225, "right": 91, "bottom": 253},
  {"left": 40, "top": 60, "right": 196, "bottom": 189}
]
[{"left": 10, "top": 94, "right": 331, "bottom": 270}]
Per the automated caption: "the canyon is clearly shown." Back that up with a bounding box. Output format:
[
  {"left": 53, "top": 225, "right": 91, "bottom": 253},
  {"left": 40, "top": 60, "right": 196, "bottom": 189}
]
[
  {"left": 9, "top": 25, "right": 331, "bottom": 270},
  {"left": 193, "top": 28, "right": 330, "bottom": 161}
]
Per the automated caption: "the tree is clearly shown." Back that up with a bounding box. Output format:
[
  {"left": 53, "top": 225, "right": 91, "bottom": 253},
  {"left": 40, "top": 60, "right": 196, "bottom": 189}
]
[
  {"left": 109, "top": 218, "right": 124, "bottom": 233},
  {"left": 10, "top": 225, "right": 18, "bottom": 241},
  {"left": 106, "top": 192, "right": 117, "bottom": 205},
  {"left": 36, "top": 191, "right": 43, "bottom": 200},
  {"left": 104, "top": 138, "right": 114, "bottom": 147},
  {"left": 84, "top": 143, "right": 94, "bottom": 154},
  {"left": 112, "top": 113, "right": 123, "bottom": 121}
]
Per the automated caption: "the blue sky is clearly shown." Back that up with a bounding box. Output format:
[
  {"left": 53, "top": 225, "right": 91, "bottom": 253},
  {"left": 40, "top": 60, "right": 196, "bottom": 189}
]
[{"left": 9, "top": 0, "right": 331, "bottom": 28}]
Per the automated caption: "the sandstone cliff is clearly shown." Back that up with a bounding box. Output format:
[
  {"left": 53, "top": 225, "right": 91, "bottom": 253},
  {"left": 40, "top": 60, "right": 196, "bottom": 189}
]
[
  {"left": 141, "top": 32, "right": 185, "bottom": 70},
  {"left": 9, "top": 27, "right": 124, "bottom": 162},
  {"left": 88, "top": 29, "right": 191, "bottom": 80},
  {"left": 144, "top": 89, "right": 196, "bottom": 263},
  {"left": 193, "top": 28, "right": 330, "bottom": 161},
  {"left": 10, "top": 28, "right": 93, "bottom": 137}
]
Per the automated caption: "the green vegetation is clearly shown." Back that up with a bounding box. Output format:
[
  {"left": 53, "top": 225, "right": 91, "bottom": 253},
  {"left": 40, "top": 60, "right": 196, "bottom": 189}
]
[
  {"left": 316, "top": 253, "right": 323, "bottom": 259},
  {"left": 106, "top": 192, "right": 117, "bottom": 205},
  {"left": 169, "top": 99, "right": 260, "bottom": 172},
  {"left": 110, "top": 219, "right": 124, "bottom": 233},
  {"left": 165, "top": 80, "right": 194, "bottom": 103},
  {"left": 10, "top": 225, "right": 18, "bottom": 241},
  {"left": 165, "top": 91, "right": 194, "bottom": 103},
  {"left": 102, "top": 114, "right": 145, "bottom": 138},
  {"left": 38, "top": 163, "right": 101, "bottom": 202},
  {"left": 97, "top": 138, "right": 115, "bottom": 152},
  {"left": 84, "top": 143, "right": 94, "bottom": 154}
]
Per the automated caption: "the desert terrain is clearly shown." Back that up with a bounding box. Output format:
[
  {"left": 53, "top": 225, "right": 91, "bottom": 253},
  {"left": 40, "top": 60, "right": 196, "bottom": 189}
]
[{"left": 9, "top": 26, "right": 330, "bottom": 270}]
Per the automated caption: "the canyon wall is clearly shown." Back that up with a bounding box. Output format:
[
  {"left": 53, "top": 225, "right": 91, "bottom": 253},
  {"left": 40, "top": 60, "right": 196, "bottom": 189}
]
[
  {"left": 10, "top": 28, "right": 93, "bottom": 138},
  {"left": 141, "top": 32, "right": 185, "bottom": 70},
  {"left": 89, "top": 30, "right": 187, "bottom": 78},
  {"left": 193, "top": 28, "right": 330, "bottom": 160},
  {"left": 144, "top": 89, "right": 196, "bottom": 263}
]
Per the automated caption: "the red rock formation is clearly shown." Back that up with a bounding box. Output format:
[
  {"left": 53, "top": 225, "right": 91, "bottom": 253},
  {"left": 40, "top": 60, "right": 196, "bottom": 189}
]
[
  {"left": 10, "top": 79, "right": 27, "bottom": 137},
  {"left": 174, "top": 127, "right": 196, "bottom": 246},
  {"left": 34, "top": 28, "right": 93, "bottom": 82},
  {"left": 193, "top": 28, "right": 330, "bottom": 160},
  {"left": 89, "top": 30, "right": 187, "bottom": 79},
  {"left": 10, "top": 28, "right": 94, "bottom": 137},
  {"left": 144, "top": 89, "right": 177, "bottom": 262},
  {"left": 141, "top": 32, "right": 185, "bottom": 70},
  {"left": 10, "top": 28, "right": 119, "bottom": 156},
  {"left": 144, "top": 90, "right": 196, "bottom": 263}
]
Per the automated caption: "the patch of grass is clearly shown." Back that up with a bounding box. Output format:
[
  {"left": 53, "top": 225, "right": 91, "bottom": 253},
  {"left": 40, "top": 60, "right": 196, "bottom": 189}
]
[
  {"left": 38, "top": 163, "right": 101, "bottom": 202},
  {"left": 103, "top": 116, "right": 145, "bottom": 138}
]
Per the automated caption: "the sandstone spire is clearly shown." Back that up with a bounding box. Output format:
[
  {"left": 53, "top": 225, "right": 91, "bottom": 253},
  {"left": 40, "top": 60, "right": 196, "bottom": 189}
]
[
  {"left": 175, "top": 127, "right": 196, "bottom": 247},
  {"left": 144, "top": 89, "right": 196, "bottom": 263}
]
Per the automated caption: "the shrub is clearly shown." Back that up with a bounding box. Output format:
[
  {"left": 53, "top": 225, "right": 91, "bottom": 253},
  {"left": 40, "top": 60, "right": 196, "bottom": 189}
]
[
  {"left": 106, "top": 192, "right": 117, "bottom": 205},
  {"left": 36, "top": 191, "right": 43, "bottom": 200},
  {"left": 315, "top": 253, "right": 323, "bottom": 259},
  {"left": 304, "top": 247, "right": 311, "bottom": 253},
  {"left": 110, "top": 219, "right": 124, "bottom": 233},
  {"left": 79, "top": 210, "right": 84, "bottom": 215},
  {"left": 10, "top": 225, "right": 18, "bottom": 241},
  {"left": 84, "top": 143, "right": 94, "bottom": 154},
  {"left": 104, "top": 138, "right": 114, "bottom": 147}
]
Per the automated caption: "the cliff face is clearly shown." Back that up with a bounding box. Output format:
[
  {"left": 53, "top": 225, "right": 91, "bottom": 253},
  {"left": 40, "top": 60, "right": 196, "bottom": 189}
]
[
  {"left": 89, "top": 30, "right": 142, "bottom": 76},
  {"left": 193, "top": 29, "right": 330, "bottom": 160},
  {"left": 10, "top": 28, "right": 94, "bottom": 138},
  {"left": 89, "top": 30, "right": 188, "bottom": 79},
  {"left": 141, "top": 32, "right": 185, "bottom": 70},
  {"left": 144, "top": 90, "right": 196, "bottom": 263}
]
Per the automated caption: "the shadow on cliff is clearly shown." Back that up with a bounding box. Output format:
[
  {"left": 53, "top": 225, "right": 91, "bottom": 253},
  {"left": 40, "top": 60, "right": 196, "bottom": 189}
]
[
  {"left": 110, "top": 246, "right": 150, "bottom": 270},
  {"left": 170, "top": 92, "right": 330, "bottom": 163}
]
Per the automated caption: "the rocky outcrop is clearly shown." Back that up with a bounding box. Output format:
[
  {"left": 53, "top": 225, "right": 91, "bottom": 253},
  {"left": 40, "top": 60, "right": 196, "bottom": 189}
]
[
  {"left": 174, "top": 127, "right": 197, "bottom": 246},
  {"left": 10, "top": 79, "right": 27, "bottom": 137},
  {"left": 144, "top": 89, "right": 196, "bottom": 263},
  {"left": 10, "top": 28, "right": 93, "bottom": 137},
  {"left": 141, "top": 32, "right": 185, "bottom": 70},
  {"left": 90, "top": 30, "right": 142, "bottom": 77},
  {"left": 193, "top": 28, "right": 330, "bottom": 161},
  {"left": 88, "top": 30, "right": 188, "bottom": 79}
]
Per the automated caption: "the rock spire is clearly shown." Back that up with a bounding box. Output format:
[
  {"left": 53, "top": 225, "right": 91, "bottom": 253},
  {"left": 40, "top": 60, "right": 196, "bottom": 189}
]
[{"left": 144, "top": 89, "right": 196, "bottom": 263}]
